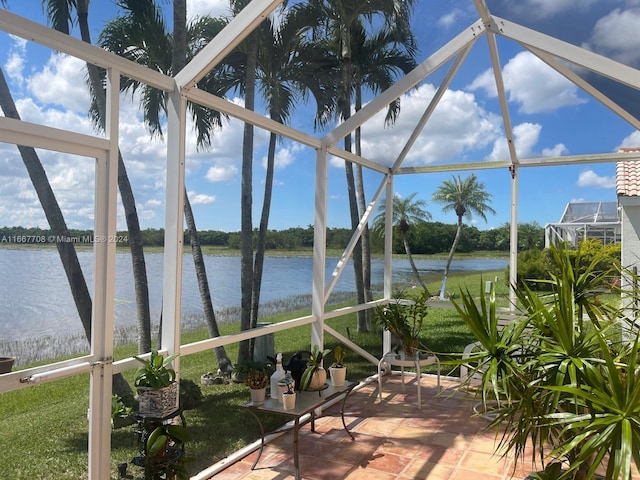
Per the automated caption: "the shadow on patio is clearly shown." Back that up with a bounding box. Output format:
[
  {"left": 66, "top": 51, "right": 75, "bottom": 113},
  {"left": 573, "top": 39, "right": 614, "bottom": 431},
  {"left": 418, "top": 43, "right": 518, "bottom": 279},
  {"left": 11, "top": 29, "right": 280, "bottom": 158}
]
[{"left": 201, "top": 374, "right": 545, "bottom": 480}]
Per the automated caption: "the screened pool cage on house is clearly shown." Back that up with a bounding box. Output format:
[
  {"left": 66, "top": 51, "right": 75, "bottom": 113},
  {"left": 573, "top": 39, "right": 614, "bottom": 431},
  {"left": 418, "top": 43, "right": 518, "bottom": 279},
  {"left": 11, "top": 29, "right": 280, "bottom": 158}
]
[
  {"left": 545, "top": 201, "right": 621, "bottom": 248},
  {"left": 2, "top": 0, "right": 640, "bottom": 478}
]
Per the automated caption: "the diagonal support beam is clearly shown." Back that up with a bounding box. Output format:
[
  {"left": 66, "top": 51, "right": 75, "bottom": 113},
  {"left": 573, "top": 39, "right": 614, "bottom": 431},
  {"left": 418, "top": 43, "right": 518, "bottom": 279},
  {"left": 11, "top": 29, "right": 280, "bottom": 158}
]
[
  {"left": 489, "top": 15, "right": 640, "bottom": 91},
  {"left": 175, "top": 0, "right": 283, "bottom": 91},
  {"left": 486, "top": 30, "right": 519, "bottom": 166},
  {"left": 390, "top": 43, "right": 475, "bottom": 173},
  {"left": 528, "top": 47, "right": 640, "bottom": 131},
  {"left": 321, "top": 19, "right": 486, "bottom": 149}
]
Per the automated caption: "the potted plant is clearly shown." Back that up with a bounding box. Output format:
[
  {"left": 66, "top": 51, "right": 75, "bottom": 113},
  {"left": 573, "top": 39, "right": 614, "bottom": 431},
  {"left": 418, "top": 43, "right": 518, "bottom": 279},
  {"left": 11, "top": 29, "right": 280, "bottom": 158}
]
[
  {"left": 280, "top": 376, "right": 296, "bottom": 410},
  {"left": 453, "top": 245, "right": 640, "bottom": 480},
  {"left": 133, "top": 350, "right": 180, "bottom": 418},
  {"left": 0, "top": 356, "right": 15, "bottom": 374},
  {"left": 329, "top": 345, "right": 348, "bottom": 387},
  {"left": 300, "top": 345, "right": 331, "bottom": 390},
  {"left": 135, "top": 420, "right": 192, "bottom": 480},
  {"left": 233, "top": 361, "right": 270, "bottom": 404},
  {"left": 374, "top": 288, "right": 429, "bottom": 358}
]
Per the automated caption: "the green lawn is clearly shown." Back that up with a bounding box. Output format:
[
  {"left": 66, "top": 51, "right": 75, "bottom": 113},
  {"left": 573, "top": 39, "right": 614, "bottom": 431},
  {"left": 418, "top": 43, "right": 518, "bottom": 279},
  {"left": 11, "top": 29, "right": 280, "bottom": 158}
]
[{"left": 0, "top": 270, "right": 505, "bottom": 479}]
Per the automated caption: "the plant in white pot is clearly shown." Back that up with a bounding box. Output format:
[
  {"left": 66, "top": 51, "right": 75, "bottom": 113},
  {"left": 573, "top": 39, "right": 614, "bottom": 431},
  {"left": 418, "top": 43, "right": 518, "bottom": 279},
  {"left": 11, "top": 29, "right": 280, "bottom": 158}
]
[
  {"left": 133, "top": 350, "right": 179, "bottom": 418},
  {"left": 234, "top": 361, "right": 270, "bottom": 405},
  {"left": 301, "top": 346, "right": 331, "bottom": 390},
  {"left": 281, "top": 376, "right": 296, "bottom": 410},
  {"left": 329, "top": 345, "right": 348, "bottom": 387}
]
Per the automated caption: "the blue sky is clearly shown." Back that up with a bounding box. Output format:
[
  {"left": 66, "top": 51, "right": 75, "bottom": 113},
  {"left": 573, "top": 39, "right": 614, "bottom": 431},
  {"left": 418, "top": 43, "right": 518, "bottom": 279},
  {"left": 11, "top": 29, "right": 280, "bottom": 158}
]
[{"left": 1, "top": 0, "right": 639, "bottom": 233}]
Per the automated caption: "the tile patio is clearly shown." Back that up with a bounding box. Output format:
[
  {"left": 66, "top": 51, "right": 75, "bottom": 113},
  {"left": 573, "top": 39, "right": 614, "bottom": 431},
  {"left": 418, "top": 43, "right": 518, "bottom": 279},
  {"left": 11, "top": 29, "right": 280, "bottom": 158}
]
[{"left": 202, "top": 374, "right": 554, "bottom": 480}]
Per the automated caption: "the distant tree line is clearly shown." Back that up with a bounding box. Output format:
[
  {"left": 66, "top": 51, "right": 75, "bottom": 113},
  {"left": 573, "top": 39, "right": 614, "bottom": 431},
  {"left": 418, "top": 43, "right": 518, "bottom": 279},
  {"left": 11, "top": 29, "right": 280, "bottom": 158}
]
[{"left": 0, "top": 221, "right": 545, "bottom": 254}]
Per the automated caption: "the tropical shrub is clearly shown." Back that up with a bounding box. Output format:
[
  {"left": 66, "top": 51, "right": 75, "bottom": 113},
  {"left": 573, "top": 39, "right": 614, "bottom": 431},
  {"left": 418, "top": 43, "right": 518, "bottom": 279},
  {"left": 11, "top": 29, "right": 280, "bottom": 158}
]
[{"left": 455, "top": 245, "right": 640, "bottom": 480}]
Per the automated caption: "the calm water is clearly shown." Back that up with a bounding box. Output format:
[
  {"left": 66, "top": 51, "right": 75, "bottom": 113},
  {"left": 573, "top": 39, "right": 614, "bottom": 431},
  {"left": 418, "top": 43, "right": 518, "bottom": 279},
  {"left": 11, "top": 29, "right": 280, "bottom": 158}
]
[{"left": 0, "top": 248, "right": 507, "bottom": 341}]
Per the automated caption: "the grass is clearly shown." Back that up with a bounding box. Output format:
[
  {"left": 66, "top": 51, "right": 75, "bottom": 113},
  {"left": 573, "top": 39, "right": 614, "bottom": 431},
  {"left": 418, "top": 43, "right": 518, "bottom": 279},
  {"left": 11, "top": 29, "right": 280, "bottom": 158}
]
[{"left": 0, "top": 269, "right": 506, "bottom": 479}]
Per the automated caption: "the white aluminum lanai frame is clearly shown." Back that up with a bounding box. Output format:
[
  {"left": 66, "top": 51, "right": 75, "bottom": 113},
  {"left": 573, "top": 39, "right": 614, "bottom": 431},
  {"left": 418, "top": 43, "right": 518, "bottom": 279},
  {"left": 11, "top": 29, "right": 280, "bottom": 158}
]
[{"left": 2, "top": 0, "right": 640, "bottom": 478}]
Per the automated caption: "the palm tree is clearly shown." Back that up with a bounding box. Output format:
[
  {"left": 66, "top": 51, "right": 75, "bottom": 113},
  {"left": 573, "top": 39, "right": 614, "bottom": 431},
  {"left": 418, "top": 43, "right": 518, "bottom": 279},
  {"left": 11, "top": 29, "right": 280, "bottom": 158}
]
[
  {"left": 97, "top": 0, "right": 235, "bottom": 373},
  {"left": 307, "top": 0, "right": 416, "bottom": 331},
  {"left": 518, "top": 221, "right": 543, "bottom": 250},
  {"left": 432, "top": 174, "right": 496, "bottom": 299},
  {"left": 43, "top": 0, "right": 153, "bottom": 353},
  {"left": 351, "top": 22, "right": 417, "bottom": 329},
  {"left": 0, "top": 67, "right": 93, "bottom": 348},
  {"left": 249, "top": 8, "right": 337, "bottom": 344},
  {"left": 373, "top": 193, "right": 431, "bottom": 293}
]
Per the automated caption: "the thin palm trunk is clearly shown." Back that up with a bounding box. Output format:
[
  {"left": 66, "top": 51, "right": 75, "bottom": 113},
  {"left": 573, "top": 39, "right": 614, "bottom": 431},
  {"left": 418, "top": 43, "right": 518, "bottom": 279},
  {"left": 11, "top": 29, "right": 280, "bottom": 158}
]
[
  {"left": 172, "top": 0, "right": 233, "bottom": 373},
  {"left": 184, "top": 189, "right": 233, "bottom": 373},
  {"left": 402, "top": 231, "right": 428, "bottom": 292},
  {"left": 1, "top": 65, "right": 132, "bottom": 395},
  {"left": 440, "top": 216, "right": 463, "bottom": 299},
  {"left": 341, "top": 50, "right": 367, "bottom": 332},
  {"left": 355, "top": 88, "right": 371, "bottom": 330},
  {"left": 0, "top": 67, "right": 92, "bottom": 340},
  {"left": 77, "top": 4, "right": 152, "bottom": 353},
  {"left": 251, "top": 130, "right": 277, "bottom": 334},
  {"left": 238, "top": 31, "right": 258, "bottom": 364}
]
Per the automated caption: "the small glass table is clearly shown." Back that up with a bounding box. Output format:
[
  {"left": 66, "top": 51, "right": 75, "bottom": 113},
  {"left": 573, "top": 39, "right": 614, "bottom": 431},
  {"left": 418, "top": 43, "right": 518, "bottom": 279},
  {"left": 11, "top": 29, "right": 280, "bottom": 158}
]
[
  {"left": 377, "top": 351, "right": 440, "bottom": 408},
  {"left": 241, "top": 380, "right": 356, "bottom": 480}
]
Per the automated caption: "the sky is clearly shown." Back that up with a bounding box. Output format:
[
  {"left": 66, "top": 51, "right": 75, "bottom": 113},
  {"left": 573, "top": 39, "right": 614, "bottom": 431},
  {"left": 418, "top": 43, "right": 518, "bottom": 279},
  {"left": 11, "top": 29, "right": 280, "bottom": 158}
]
[{"left": 1, "top": 0, "right": 640, "bottom": 233}]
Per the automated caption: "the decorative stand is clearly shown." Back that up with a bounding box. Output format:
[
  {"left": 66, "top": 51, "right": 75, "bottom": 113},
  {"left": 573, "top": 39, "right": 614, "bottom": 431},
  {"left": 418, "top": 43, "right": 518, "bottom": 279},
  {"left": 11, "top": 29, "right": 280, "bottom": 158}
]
[
  {"left": 377, "top": 351, "right": 440, "bottom": 409},
  {"left": 132, "top": 409, "right": 185, "bottom": 480}
]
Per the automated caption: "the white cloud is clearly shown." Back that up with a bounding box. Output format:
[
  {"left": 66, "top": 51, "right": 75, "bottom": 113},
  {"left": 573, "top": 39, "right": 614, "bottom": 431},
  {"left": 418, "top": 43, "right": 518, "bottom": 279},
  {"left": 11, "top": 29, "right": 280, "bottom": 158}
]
[
  {"left": 542, "top": 143, "right": 569, "bottom": 157},
  {"left": 4, "top": 35, "right": 27, "bottom": 86},
  {"left": 577, "top": 169, "right": 615, "bottom": 188},
  {"left": 487, "top": 122, "right": 541, "bottom": 161},
  {"left": 187, "top": 191, "right": 216, "bottom": 205},
  {"left": 469, "top": 52, "right": 587, "bottom": 114},
  {"left": 583, "top": 8, "right": 640, "bottom": 67},
  {"left": 26, "top": 54, "right": 90, "bottom": 113},
  {"left": 509, "top": 0, "right": 598, "bottom": 19},
  {"left": 262, "top": 145, "right": 296, "bottom": 170},
  {"left": 359, "top": 84, "right": 502, "bottom": 166},
  {"left": 187, "top": 0, "right": 230, "bottom": 20},
  {"left": 618, "top": 130, "right": 640, "bottom": 149},
  {"left": 438, "top": 9, "right": 465, "bottom": 29},
  {"left": 205, "top": 164, "right": 238, "bottom": 182}
]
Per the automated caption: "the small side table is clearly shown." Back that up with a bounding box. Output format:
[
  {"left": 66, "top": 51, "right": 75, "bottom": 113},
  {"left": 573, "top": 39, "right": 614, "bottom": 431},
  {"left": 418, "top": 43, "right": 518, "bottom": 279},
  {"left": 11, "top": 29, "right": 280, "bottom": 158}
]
[
  {"left": 377, "top": 351, "right": 440, "bottom": 408},
  {"left": 241, "top": 380, "right": 356, "bottom": 480}
]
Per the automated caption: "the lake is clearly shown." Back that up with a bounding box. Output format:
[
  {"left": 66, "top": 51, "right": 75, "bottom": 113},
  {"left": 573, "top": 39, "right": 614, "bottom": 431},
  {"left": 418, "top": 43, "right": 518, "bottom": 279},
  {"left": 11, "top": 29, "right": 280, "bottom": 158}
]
[{"left": 0, "top": 248, "right": 507, "bottom": 342}]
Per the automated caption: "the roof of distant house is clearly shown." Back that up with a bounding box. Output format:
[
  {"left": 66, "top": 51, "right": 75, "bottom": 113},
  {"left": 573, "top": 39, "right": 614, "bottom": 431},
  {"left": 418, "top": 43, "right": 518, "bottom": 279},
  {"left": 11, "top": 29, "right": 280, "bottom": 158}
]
[{"left": 616, "top": 148, "right": 640, "bottom": 197}]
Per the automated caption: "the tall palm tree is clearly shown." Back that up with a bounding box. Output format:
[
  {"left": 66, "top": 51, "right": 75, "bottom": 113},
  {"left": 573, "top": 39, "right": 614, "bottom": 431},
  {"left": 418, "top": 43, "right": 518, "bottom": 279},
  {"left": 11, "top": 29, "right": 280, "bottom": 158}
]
[
  {"left": 43, "top": 0, "right": 153, "bottom": 353},
  {"left": 0, "top": 67, "right": 93, "bottom": 348},
  {"left": 307, "top": 0, "right": 416, "bottom": 331},
  {"left": 97, "top": 0, "right": 235, "bottom": 373},
  {"left": 373, "top": 193, "right": 431, "bottom": 293},
  {"left": 432, "top": 174, "right": 495, "bottom": 299},
  {"left": 351, "top": 22, "right": 417, "bottom": 329},
  {"left": 249, "top": 8, "right": 336, "bottom": 344}
]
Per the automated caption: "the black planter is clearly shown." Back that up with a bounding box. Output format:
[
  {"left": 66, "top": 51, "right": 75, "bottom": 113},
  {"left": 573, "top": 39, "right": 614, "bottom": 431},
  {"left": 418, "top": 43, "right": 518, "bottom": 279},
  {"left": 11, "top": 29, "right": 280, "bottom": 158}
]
[{"left": 0, "top": 356, "right": 15, "bottom": 374}]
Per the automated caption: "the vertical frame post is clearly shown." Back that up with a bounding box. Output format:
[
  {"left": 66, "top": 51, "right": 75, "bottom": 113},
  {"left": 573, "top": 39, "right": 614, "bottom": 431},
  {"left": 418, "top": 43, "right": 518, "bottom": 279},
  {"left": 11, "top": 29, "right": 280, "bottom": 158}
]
[
  {"left": 162, "top": 88, "right": 187, "bottom": 367},
  {"left": 383, "top": 173, "right": 393, "bottom": 354},
  {"left": 311, "top": 146, "right": 329, "bottom": 350},
  {"left": 88, "top": 67, "right": 119, "bottom": 479},
  {"left": 509, "top": 165, "right": 518, "bottom": 306}
]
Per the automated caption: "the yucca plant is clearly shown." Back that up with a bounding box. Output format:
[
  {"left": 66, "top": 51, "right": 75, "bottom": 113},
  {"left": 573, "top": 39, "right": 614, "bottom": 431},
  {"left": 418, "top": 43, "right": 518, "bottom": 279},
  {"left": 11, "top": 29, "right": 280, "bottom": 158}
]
[{"left": 454, "top": 245, "right": 640, "bottom": 480}]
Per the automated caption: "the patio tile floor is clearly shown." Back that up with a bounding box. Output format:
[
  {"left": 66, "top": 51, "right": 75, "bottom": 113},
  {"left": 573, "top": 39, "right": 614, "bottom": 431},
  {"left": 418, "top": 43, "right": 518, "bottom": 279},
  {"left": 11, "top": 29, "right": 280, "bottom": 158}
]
[{"left": 205, "top": 374, "right": 639, "bottom": 480}]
